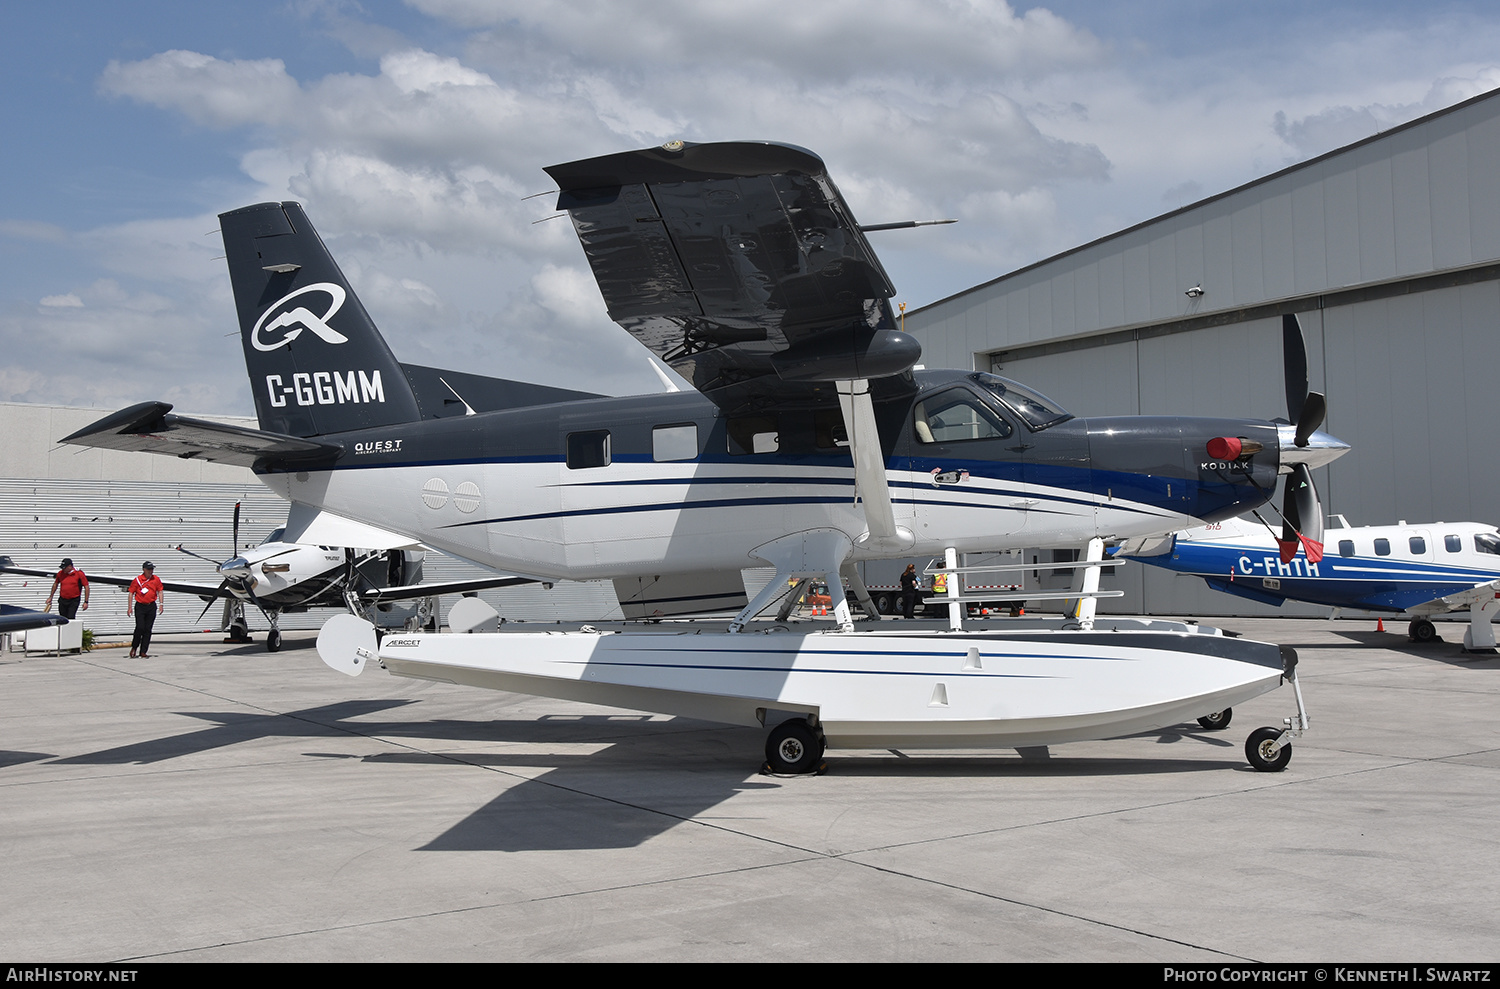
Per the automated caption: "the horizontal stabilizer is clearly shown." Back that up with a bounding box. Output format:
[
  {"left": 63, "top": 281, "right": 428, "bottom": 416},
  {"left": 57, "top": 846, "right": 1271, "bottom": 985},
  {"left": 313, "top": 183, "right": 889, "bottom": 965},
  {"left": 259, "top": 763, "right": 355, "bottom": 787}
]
[
  {"left": 60, "top": 402, "right": 340, "bottom": 469},
  {"left": 0, "top": 604, "right": 67, "bottom": 634}
]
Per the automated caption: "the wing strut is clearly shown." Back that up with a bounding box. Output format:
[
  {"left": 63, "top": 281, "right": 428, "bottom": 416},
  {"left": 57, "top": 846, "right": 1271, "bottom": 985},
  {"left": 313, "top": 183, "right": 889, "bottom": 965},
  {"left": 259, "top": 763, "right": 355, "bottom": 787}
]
[{"left": 836, "top": 378, "right": 915, "bottom": 554}]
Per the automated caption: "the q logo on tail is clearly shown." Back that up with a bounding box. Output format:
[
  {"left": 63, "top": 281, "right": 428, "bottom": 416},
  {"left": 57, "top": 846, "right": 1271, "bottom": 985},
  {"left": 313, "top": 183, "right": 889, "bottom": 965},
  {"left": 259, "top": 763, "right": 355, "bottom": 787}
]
[{"left": 252, "top": 283, "right": 351, "bottom": 352}]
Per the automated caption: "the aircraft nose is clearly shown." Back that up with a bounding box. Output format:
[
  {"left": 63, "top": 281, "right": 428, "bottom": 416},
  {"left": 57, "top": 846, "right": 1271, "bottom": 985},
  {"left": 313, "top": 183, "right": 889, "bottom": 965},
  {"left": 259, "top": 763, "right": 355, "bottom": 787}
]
[
  {"left": 1277, "top": 423, "right": 1351, "bottom": 471},
  {"left": 220, "top": 556, "right": 251, "bottom": 578}
]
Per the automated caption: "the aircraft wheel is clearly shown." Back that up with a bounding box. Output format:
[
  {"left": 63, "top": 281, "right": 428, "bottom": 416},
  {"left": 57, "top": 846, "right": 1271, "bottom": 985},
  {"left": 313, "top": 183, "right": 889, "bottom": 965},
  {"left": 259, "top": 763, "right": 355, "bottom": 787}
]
[
  {"left": 1409, "top": 619, "right": 1438, "bottom": 643},
  {"left": 1245, "top": 726, "right": 1291, "bottom": 772},
  {"left": 266, "top": 628, "right": 282, "bottom": 652},
  {"left": 873, "top": 593, "right": 893, "bottom": 615},
  {"left": 1197, "top": 708, "right": 1233, "bottom": 731},
  {"left": 765, "top": 719, "right": 824, "bottom": 774}
]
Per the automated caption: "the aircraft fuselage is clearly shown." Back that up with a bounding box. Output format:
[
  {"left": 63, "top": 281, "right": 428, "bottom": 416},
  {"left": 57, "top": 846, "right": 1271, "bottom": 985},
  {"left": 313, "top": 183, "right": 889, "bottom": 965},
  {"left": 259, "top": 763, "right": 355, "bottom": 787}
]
[{"left": 254, "top": 369, "right": 1285, "bottom": 582}]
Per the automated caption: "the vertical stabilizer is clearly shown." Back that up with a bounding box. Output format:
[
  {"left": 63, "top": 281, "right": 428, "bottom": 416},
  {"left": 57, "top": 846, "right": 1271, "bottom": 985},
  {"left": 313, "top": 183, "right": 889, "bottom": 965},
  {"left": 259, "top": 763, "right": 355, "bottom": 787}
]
[{"left": 220, "top": 202, "right": 420, "bottom": 437}]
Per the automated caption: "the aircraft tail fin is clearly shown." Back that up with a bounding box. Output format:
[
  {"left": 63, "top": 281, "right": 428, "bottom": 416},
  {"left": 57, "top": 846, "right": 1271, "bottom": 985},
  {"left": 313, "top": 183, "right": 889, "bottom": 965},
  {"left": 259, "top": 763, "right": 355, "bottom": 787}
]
[{"left": 219, "top": 202, "right": 421, "bottom": 437}]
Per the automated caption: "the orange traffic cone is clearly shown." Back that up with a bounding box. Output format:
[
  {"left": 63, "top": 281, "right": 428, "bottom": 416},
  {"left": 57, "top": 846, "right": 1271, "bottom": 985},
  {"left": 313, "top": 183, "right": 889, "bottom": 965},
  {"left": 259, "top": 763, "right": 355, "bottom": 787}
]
[{"left": 1376, "top": 618, "right": 1385, "bottom": 632}]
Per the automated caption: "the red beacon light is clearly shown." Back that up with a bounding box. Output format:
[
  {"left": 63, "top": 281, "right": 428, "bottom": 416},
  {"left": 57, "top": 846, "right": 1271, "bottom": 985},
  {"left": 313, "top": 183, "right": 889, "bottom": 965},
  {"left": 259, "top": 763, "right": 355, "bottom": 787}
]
[{"left": 1206, "top": 436, "right": 1264, "bottom": 461}]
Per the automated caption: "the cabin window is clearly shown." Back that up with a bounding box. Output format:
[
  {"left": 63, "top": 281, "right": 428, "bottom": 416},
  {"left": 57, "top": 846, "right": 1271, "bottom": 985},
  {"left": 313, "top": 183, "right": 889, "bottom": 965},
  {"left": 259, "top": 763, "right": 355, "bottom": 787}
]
[
  {"left": 652, "top": 423, "right": 698, "bottom": 462},
  {"left": 1409, "top": 536, "right": 1426, "bottom": 555},
  {"left": 1374, "top": 538, "right": 1390, "bottom": 556},
  {"left": 914, "top": 389, "right": 1013, "bottom": 443},
  {"left": 1476, "top": 533, "right": 1500, "bottom": 555},
  {"left": 1446, "top": 535, "right": 1462, "bottom": 553},
  {"left": 728, "top": 416, "right": 779, "bottom": 455},
  {"left": 566, "top": 430, "right": 611, "bottom": 469},
  {"left": 1338, "top": 540, "right": 1355, "bottom": 557}
]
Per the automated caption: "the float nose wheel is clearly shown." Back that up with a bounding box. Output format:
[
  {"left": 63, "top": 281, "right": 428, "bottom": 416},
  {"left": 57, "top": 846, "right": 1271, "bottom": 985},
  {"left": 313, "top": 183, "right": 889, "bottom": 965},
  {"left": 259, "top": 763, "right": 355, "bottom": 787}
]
[
  {"left": 765, "top": 718, "right": 826, "bottom": 774},
  {"left": 1245, "top": 726, "right": 1292, "bottom": 772},
  {"left": 1245, "top": 646, "right": 1308, "bottom": 772}
]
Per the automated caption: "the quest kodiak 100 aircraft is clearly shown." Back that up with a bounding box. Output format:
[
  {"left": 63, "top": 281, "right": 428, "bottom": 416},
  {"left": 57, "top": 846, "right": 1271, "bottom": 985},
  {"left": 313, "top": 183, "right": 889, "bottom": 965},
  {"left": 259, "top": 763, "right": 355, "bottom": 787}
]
[{"left": 61, "top": 141, "right": 1350, "bottom": 630}]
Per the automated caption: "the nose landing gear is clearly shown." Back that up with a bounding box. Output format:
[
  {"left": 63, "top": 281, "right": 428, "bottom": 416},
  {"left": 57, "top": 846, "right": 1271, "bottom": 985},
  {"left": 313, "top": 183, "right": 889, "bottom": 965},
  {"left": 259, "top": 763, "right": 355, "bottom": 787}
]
[{"left": 1244, "top": 647, "right": 1308, "bottom": 773}]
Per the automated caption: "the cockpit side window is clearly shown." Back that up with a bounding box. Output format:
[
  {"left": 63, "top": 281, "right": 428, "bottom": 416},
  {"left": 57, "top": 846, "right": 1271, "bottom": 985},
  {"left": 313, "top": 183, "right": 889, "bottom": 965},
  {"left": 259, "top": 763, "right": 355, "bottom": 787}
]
[
  {"left": 1476, "top": 533, "right": 1500, "bottom": 555},
  {"left": 968, "top": 373, "right": 1072, "bottom": 430},
  {"left": 914, "top": 389, "right": 1013, "bottom": 444}
]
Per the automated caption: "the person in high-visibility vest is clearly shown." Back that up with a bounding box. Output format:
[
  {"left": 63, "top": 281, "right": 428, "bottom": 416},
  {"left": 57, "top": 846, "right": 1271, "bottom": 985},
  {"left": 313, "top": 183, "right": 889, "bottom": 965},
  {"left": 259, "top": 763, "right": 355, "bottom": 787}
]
[{"left": 933, "top": 571, "right": 948, "bottom": 594}]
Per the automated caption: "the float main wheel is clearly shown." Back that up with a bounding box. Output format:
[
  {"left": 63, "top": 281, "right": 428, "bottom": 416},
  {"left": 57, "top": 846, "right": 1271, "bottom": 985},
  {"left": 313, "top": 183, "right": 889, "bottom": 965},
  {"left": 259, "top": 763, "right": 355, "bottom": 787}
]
[
  {"left": 765, "top": 719, "right": 824, "bottom": 774},
  {"left": 1197, "top": 708, "right": 1233, "bottom": 731}
]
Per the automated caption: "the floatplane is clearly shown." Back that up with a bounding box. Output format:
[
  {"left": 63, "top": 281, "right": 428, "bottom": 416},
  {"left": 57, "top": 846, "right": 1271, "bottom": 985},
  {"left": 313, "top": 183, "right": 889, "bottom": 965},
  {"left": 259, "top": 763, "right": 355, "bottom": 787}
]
[{"left": 61, "top": 142, "right": 1349, "bottom": 773}]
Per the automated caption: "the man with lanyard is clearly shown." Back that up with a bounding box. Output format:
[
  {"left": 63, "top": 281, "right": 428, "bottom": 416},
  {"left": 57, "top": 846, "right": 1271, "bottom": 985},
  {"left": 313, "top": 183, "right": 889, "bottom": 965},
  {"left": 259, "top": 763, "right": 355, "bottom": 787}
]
[
  {"left": 127, "top": 562, "right": 165, "bottom": 659},
  {"left": 44, "top": 558, "right": 89, "bottom": 619}
]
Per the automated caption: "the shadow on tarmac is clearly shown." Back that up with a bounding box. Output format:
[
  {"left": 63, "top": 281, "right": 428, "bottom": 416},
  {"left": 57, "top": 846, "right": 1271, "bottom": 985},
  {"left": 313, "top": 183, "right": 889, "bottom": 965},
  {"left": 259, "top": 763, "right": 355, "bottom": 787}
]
[{"left": 42, "top": 697, "right": 1265, "bottom": 852}]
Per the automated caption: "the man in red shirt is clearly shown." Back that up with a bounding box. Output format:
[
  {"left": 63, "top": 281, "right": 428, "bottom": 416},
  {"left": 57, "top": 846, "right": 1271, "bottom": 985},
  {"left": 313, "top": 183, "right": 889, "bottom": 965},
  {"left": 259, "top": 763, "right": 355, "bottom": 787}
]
[
  {"left": 44, "top": 558, "right": 89, "bottom": 620},
  {"left": 127, "top": 561, "right": 166, "bottom": 658}
]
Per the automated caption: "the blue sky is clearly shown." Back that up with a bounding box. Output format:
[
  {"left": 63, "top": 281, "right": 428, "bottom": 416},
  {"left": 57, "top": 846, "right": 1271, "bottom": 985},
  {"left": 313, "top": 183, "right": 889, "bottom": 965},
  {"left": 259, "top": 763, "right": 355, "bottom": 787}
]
[{"left": 4, "top": 1, "right": 1500, "bottom": 414}]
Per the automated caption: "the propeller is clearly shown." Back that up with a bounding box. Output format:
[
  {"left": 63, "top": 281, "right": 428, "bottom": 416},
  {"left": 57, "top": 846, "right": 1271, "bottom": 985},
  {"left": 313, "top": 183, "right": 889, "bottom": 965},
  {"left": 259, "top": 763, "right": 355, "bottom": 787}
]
[
  {"left": 178, "top": 502, "right": 270, "bottom": 626},
  {"left": 1277, "top": 315, "right": 1327, "bottom": 564}
]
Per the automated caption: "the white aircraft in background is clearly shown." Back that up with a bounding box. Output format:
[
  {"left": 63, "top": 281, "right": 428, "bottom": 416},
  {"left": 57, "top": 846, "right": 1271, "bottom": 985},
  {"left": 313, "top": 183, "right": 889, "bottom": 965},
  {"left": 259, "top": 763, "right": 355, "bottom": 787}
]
[
  {"left": 56, "top": 141, "right": 1347, "bottom": 773},
  {"left": 1, "top": 504, "right": 532, "bottom": 651},
  {"left": 1118, "top": 516, "right": 1500, "bottom": 651}
]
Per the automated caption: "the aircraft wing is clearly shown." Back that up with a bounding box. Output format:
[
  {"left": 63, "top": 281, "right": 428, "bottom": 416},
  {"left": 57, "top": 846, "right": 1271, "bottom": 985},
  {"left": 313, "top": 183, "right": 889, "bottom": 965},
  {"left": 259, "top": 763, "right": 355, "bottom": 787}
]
[
  {"left": 0, "top": 605, "right": 67, "bottom": 634},
  {"left": 0, "top": 558, "right": 232, "bottom": 600},
  {"left": 60, "top": 402, "right": 341, "bottom": 469},
  {"left": 356, "top": 575, "right": 537, "bottom": 603},
  {"left": 546, "top": 141, "right": 920, "bottom": 413},
  {"left": 1409, "top": 578, "right": 1500, "bottom": 616}
]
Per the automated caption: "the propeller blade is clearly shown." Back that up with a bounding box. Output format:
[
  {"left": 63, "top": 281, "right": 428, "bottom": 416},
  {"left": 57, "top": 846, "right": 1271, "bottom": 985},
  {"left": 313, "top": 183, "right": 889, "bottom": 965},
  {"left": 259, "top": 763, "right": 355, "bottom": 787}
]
[
  {"left": 1277, "top": 481, "right": 1301, "bottom": 565},
  {"left": 1277, "top": 464, "right": 1324, "bottom": 564},
  {"left": 175, "top": 544, "right": 223, "bottom": 566},
  {"left": 232, "top": 502, "right": 241, "bottom": 558},
  {"left": 194, "top": 580, "right": 229, "bottom": 625},
  {"left": 242, "top": 580, "right": 273, "bottom": 625},
  {"left": 1283, "top": 313, "right": 1309, "bottom": 422},
  {"left": 1294, "top": 392, "right": 1327, "bottom": 447},
  {"left": 1291, "top": 464, "right": 1324, "bottom": 562}
]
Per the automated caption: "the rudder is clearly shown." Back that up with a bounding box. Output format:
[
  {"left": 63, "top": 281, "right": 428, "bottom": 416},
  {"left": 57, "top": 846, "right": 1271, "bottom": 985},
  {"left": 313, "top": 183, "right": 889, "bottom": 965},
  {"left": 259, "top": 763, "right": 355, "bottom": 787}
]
[{"left": 220, "top": 202, "right": 420, "bottom": 437}]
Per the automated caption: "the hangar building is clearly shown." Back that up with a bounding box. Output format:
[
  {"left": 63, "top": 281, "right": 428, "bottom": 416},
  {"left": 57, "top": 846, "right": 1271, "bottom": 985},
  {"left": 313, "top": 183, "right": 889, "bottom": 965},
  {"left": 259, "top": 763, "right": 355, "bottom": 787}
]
[{"left": 906, "top": 87, "right": 1500, "bottom": 616}]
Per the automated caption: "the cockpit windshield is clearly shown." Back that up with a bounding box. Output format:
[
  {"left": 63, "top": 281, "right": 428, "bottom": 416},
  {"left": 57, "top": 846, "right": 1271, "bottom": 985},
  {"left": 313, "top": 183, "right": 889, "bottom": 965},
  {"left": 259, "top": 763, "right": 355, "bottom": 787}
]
[
  {"left": 968, "top": 373, "right": 1072, "bottom": 430},
  {"left": 1476, "top": 532, "right": 1500, "bottom": 556},
  {"left": 261, "top": 528, "right": 286, "bottom": 546}
]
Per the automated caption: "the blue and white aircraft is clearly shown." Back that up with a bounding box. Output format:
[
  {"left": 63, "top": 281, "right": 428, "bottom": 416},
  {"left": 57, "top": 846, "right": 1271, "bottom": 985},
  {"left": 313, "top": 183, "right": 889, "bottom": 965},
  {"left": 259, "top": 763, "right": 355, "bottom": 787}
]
[
  {"left": 1118, "top": 516, "right": 1500, "bottom": 651},
  {"left": 53, "top": 141, "right": 1348, "bottom": 771}
]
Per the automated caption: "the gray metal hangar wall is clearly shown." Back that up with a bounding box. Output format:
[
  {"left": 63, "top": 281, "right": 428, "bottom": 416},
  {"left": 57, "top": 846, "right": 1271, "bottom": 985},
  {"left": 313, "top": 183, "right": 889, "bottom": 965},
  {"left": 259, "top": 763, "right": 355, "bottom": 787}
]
[
  {"left": 906, "top": 87, "right": 1500, "bottom": 617},
  {"left": 0, "top": 402, "right": 619, "bottom": 638}
]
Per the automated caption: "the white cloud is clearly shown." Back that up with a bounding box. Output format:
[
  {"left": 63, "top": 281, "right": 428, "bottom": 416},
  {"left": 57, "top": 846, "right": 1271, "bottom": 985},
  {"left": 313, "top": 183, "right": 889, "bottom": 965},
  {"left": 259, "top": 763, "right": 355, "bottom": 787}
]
[
  {"left": 100, "top": 50, "right": 301, "bottom": 128},
  {"left": 17, "top": 0, "right": 1499, "bottom": 416},
  {"left": 39, "top": 294, "right": 83, "bottom": 308}
]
